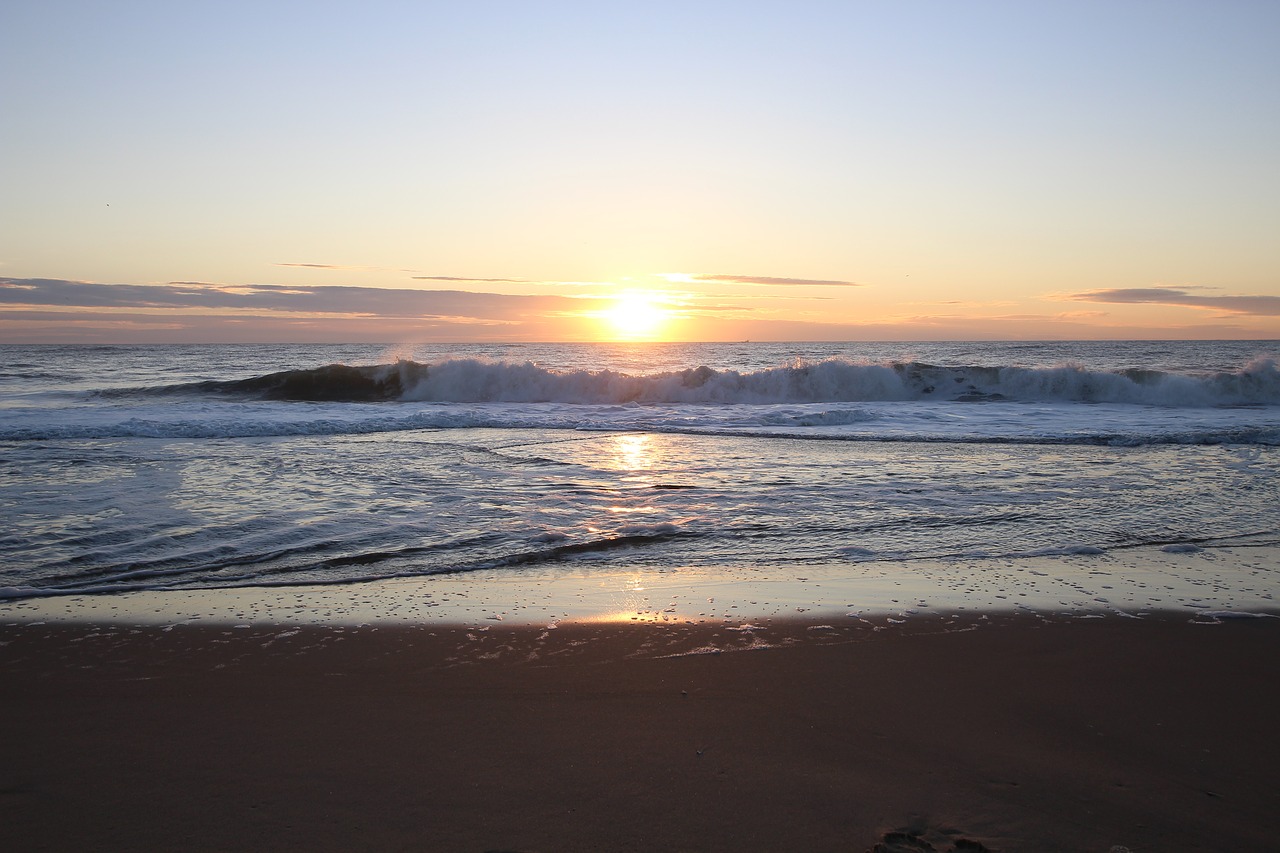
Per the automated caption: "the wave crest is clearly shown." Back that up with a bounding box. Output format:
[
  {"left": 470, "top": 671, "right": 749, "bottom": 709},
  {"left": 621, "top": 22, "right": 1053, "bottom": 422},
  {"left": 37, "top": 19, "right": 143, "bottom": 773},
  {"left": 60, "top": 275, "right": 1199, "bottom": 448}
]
[{"left": 185, "top": 356, "right": 1280, "bottom": 407}]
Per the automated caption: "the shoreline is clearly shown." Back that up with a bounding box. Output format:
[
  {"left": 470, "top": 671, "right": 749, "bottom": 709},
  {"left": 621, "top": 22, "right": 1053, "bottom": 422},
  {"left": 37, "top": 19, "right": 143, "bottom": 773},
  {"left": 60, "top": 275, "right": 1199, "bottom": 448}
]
[
  {"left": 4, "top": 543, "right": 1278, "bottom": 628},
  {"left": 5, "top": 613, "right": 1280, "bottom": 851}
]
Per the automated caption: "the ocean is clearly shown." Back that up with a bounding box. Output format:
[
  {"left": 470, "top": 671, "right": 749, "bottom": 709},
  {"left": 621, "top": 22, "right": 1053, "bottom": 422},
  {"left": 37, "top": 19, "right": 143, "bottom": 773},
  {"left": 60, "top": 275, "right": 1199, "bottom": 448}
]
[{"left": 2, "top": 340, "right": 1279, "bottom": 618}]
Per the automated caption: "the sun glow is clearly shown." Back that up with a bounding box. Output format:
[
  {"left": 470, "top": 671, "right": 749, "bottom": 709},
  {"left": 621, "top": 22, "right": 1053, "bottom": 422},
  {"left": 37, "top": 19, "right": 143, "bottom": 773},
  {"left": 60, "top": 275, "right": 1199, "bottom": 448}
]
[{"left": 603, "top": 292, "right": 670, "bottom": 340}]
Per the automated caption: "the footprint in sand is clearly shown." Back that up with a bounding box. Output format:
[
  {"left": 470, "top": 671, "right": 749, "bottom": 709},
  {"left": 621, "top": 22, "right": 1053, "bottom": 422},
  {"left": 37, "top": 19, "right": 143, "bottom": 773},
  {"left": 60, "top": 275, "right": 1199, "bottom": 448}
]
[{"left": 871, "top": 831, "right": 992, "bottom": 853}]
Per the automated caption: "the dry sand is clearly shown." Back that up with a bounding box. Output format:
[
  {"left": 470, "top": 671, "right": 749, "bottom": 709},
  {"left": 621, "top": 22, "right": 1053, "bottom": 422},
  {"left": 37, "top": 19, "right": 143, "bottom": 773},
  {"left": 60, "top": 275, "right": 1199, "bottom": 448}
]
[{"left": 3, "top": 612, "right": 1278, "bottom": 852}]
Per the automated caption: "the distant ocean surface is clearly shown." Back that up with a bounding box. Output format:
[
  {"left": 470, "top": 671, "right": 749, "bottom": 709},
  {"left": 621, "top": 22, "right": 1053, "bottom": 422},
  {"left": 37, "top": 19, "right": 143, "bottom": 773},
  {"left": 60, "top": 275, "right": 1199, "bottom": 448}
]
[{"left": 3, "top": 340, "right": 1279, "bottom": 600}]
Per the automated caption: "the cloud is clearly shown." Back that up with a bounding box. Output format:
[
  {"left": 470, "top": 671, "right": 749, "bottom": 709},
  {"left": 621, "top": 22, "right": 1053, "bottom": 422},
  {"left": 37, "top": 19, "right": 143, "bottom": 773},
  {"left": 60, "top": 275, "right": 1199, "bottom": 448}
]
[
  {"left": 0, "top": 308, "right": 541, "bottom": 344},
  {"left": 1066, "top": 287, "right": 1280, "bottom": 316},
  {"left": 275, "top": 262, "right": 421, "bottom": 273},
  {"left": 670, "top": 273, "right": 861, "bottom": 287},
  {"left": 0, "top": 278, "right": 634, "bottom": 343},
  {"left": 0, "top": 278, "right": 582, "bottom": 321},
  {"left": 6, "top": 277, "right": 1276, "bottom": 345}
]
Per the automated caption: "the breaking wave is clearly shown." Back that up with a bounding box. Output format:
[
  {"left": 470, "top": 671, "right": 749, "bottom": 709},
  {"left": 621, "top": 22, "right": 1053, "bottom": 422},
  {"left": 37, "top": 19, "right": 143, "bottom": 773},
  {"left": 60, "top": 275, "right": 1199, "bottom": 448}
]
[{"left": 168, "top": 356, "right": 1280, "bottom": 407}]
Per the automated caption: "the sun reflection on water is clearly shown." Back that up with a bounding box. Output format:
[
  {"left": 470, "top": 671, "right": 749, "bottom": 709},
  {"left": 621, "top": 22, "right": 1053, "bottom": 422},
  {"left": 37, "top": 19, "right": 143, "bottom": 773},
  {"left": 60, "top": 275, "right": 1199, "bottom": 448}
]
[{"left": 612, "top": 433, "right": 654, "bottom": 472}]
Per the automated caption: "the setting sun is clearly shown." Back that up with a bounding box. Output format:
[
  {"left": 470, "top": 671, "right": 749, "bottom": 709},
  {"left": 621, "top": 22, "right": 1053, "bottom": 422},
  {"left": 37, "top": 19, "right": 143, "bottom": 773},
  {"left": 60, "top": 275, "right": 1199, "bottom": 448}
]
[{"left": 603, "top": 293, "right": 670, "bottom": 340}]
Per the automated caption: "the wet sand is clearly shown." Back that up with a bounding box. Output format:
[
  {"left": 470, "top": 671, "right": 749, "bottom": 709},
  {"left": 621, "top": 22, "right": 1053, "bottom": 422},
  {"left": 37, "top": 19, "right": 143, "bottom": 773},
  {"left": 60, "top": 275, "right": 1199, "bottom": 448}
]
[
  {"left": 6, "top": 544, "right": 1280, "bottom": 628},
  {"left": 3, "top": 613, "right": 1278, "bottom": 852}
]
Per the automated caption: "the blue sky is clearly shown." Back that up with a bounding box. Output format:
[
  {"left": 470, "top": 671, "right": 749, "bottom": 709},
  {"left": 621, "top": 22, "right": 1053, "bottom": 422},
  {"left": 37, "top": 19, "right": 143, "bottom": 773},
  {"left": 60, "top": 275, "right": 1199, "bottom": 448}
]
[{"left": 2, "top": 1, "right": 1278, "bottom": 342}]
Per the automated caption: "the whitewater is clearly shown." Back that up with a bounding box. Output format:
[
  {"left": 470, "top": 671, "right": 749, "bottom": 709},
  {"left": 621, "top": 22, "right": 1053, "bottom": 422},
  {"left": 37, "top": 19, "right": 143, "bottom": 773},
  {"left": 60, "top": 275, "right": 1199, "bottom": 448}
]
[
  {"left": 2, "top": 340, "right": 1279, "bottom": 616},
  {"left": 4, "top": 341, "right": 1280, "bottom": 445}
]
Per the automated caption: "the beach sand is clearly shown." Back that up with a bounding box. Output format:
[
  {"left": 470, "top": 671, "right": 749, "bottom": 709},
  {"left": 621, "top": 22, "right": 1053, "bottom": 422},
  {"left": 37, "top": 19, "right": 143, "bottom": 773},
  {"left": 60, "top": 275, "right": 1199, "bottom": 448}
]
[{"left": 3, "top": 612, "right": 1278, "bottom": 852}]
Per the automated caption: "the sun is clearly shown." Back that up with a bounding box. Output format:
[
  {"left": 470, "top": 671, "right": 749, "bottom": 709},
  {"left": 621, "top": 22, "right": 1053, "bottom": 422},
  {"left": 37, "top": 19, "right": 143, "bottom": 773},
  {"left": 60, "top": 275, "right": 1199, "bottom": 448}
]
[{"left": 603, "top": 292, "right": 670, "bottom": 340}]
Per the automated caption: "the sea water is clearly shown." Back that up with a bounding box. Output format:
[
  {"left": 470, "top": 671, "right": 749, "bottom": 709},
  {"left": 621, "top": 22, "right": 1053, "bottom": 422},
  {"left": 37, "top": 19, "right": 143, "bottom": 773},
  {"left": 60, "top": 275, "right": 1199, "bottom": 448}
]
[{"left": 2, "top": 341, "right": 1278, "bottom": 619}]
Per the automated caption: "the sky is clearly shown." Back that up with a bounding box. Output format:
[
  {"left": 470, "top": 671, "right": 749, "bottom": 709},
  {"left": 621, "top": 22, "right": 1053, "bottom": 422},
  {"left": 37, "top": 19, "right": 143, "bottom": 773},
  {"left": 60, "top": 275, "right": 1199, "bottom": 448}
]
[{"left": 2, "top": 0, "right": 1278, "bottom": 344}]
